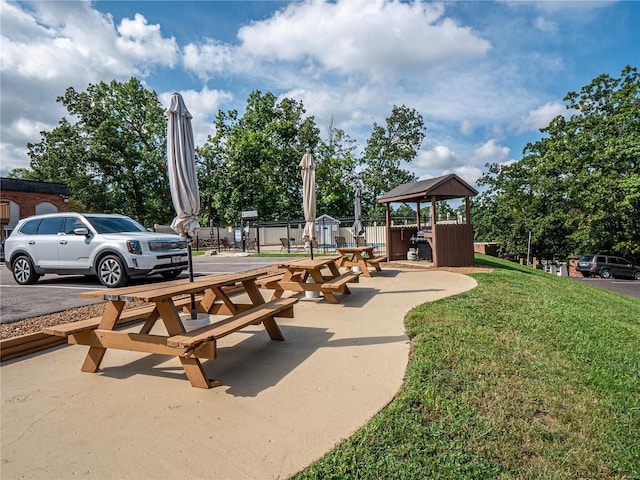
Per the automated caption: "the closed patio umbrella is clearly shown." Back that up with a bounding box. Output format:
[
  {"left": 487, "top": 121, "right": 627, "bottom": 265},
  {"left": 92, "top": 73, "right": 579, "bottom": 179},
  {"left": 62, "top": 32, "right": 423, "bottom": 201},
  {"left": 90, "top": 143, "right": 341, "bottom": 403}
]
[
  {"left": 166, "top": 92, "right": 200, "bottom": 318},
  {"left": 299, "top": 152, "right": 316, "bottom": 259},
  {"left": 351, "top": 186, "right": 364, "bottom": 239}
]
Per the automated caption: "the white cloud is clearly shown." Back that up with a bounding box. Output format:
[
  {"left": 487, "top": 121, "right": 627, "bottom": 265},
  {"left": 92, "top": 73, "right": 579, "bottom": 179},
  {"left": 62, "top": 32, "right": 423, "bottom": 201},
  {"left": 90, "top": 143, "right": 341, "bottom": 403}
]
[
  {"left": 416, "top": 145, "right": 459, "bottom": 170},
  {"left": 116, "top": 13, "right": 179, "bottom": 68},
  {"left": 411, "top": 139, "right": 508, "bottom": 187},
  {"left": 528, "top": 0, "right": 615, "bottom": 12},
  {"left": 519, "top": 101, "right": 567, "bottom": 132},
  {"left": 534, "top": 16, "right": 558, "bottom": 33},
  {"left": 442, "top": 165, "right": 484, "bottom": 187},
  {"left": 182, "top": 40, "right": 239, "bottom": 79},
  {"left": 0, "top": 0, "right": 179, "bottom": 175},
  {"left": 233, "top": 0, "right": 490, "bottom": 78},
  {"left": 470, "top": 139, "right": 511, "bottom": 165},
  {"left": 460, "top": 119, "right": 474, "bottom": 136}
]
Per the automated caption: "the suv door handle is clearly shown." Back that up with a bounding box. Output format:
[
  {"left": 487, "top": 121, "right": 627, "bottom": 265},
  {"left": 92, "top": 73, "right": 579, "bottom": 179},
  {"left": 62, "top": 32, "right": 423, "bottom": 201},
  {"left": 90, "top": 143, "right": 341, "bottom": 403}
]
[
  {"left": 59, "top": 240, "right": 68, "bottom": 245},
  {"left": 28, "top": 240, "right": 35, "bottom": 245}
]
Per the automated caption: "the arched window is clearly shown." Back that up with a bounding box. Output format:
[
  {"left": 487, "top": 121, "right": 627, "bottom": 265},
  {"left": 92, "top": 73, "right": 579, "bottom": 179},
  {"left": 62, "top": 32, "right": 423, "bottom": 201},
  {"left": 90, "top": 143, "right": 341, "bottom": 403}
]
[{"left": 35, "top": 202, "right": 58, "bottom": 215}]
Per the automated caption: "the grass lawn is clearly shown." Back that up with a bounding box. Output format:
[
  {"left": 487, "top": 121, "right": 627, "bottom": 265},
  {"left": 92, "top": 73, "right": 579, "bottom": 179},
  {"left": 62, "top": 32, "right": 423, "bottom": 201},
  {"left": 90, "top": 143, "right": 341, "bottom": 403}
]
[{"left": 295, "top": 254, "right": 640, "bottom": 479}]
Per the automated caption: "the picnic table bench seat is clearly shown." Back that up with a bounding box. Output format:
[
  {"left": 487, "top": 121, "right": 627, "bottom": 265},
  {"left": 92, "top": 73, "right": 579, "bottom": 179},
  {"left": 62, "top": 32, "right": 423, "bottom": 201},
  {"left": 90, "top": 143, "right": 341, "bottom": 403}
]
[
  {"left": 167, "top": 297, "right": 297, "bottom": 352},
  {"left": 255, "top": 272, "right": 286, "bottom": 288},
  {"left": 44, "top": 304, "right": 159, "bottom": 337},
  {"left": 363, "top": 256, "right": 387, "bottom": 271},
  {"left": 321, "top": 270, "right": 361, "bottom": 291},
  {"left": 364, "top": 255, "right": 387, "bottom": 264}
]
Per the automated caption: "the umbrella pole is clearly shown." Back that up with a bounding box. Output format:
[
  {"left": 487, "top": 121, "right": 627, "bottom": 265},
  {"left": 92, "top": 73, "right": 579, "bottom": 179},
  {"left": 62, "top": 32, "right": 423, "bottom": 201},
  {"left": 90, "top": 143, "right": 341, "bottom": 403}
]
[
  {"left": 187, "top": 234, "right": 197, "bottom": 319},
  {"left": 310, "top": 242, "right": 314, "bottom": 260}
]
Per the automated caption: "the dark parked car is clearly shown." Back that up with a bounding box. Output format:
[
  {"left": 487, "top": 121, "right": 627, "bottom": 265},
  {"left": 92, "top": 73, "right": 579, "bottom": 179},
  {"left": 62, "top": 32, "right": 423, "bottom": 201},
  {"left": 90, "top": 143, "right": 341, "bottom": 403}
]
[{"left": 576, "top": 254, "right": 640, "bottom": 280}]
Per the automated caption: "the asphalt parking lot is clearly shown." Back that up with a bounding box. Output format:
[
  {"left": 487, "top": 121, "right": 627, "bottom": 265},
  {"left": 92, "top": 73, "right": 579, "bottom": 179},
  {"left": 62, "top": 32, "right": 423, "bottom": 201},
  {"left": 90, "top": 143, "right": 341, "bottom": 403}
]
[
  {"left": 570, "top": 275, "right": 640, "bottom": 299},
  {"left": 0, "top": 255, "right": 289, "bottom": 324}
]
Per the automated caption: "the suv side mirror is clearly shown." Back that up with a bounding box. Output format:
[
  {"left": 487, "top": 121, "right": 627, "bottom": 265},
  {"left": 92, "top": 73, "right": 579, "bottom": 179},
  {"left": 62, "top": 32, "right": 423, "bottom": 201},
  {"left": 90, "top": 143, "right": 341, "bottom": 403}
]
[{"left": 74, "top": 227, "right": 90, "bottom": 236}]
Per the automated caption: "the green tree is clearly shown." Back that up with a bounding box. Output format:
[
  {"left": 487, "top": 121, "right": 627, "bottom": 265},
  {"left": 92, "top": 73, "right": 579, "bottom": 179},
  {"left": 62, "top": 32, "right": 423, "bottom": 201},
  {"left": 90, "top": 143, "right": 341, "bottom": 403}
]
[
  {"left": 315, "top": 117, "right": 362, "bottom": 217},
  {"left": 361, "top": 105, "right": 425, "bottom": 217},
  {"left": 392, "top": 204, "right": 416, "bottom": 220},
  {"left": 197, "top": 91, "right": 321, "bottom": 224},
  {"left": 475, "top": 66, "right": 640, "bottom": 259},
  {"left": 15, "top": 77, "right": 170, "bottom": 226}
]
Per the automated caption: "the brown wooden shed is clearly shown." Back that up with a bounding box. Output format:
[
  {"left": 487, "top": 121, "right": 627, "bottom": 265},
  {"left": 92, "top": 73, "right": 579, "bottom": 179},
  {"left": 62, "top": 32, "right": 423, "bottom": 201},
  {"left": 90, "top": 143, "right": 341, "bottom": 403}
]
[{"left": 377, "top": 174, "right": 478, "bottom": 267}]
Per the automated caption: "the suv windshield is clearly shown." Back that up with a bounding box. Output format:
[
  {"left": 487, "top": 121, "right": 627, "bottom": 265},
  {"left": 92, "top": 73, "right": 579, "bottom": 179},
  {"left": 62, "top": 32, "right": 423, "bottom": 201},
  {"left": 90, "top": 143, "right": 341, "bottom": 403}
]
[{"left": 85, "top": 215, "right": 147, "bottom": 234}]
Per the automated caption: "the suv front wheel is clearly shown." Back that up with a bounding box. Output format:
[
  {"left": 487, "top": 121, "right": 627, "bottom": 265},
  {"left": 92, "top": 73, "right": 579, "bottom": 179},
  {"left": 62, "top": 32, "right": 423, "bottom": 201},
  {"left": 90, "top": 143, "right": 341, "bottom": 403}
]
[
  {"left": 97, "top": 254, "right": 130, "bottom": 288},
  {"left": 12, "top": 255, "right": 40, "bottom": 285}
]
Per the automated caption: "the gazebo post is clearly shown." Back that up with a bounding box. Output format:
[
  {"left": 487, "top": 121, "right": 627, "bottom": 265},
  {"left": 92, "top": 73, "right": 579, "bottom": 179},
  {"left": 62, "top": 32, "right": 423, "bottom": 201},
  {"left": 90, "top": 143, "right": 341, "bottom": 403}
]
[
  {"left": 465, "top": 196, "right": 471, "bottom": 224},
  {"left": 385, "top": 203, "right": 391, "bottom": 263},
  {"left": 416, "top": 200, "right": 421, "bottom": 230},
  {"left": 431, "top": 195, "right": 438, "bottom": 267}
]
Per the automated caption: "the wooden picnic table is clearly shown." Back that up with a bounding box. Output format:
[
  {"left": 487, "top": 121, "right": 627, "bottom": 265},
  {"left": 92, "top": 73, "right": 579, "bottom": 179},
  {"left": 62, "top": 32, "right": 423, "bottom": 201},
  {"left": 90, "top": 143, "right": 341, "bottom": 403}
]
[
  {"left": 258, "top": 256, "right": 360, "bottom": 304},
  {"left": 44, "top": 271, "right": 296, "bottom": 388},
  {"left": 337, "top": 246, "right": 387, "bottom": 278}
]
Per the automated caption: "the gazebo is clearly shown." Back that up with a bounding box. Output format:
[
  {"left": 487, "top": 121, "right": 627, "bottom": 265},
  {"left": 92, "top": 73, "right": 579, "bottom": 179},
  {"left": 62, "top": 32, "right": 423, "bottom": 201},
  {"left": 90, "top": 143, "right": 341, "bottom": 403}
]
[{"left": 377, "top": 173, "right": 478, "bottom": 267}]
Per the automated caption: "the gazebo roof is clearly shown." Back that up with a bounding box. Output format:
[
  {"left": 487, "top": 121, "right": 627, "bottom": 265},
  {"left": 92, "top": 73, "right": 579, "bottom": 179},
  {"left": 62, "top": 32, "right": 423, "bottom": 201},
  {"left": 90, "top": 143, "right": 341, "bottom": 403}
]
[{"left": 377, "top": 174, "right": 478, "bottom": 203}]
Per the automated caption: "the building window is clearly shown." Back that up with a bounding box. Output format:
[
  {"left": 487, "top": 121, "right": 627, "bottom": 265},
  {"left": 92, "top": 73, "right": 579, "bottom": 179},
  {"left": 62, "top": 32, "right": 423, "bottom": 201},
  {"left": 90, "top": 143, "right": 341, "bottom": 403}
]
[{"left": 35, "top": 202, "right": 58, "bottom": 215}]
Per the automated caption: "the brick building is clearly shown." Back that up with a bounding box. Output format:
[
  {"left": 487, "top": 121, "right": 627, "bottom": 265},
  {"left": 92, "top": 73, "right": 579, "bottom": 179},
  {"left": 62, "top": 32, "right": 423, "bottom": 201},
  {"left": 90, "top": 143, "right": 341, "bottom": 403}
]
[{"left": 0, "top": 177, "right": 71, "bottom": 241}]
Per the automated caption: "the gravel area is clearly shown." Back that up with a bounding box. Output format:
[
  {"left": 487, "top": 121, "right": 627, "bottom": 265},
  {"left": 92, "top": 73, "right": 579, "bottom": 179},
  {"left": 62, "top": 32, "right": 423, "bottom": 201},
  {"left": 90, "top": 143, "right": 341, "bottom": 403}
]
[
  {"left": 0, "top": 300, "right": 149, "bottom": 340},
  {"left": 0, "top": 264, "right": 492, "bottom": 340}
]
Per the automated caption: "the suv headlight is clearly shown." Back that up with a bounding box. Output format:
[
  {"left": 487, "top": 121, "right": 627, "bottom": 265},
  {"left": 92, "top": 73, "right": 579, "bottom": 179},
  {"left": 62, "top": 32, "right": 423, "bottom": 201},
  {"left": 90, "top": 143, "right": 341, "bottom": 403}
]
[{"left": 127, "top": 240, "right": 143, "bottom": 255}]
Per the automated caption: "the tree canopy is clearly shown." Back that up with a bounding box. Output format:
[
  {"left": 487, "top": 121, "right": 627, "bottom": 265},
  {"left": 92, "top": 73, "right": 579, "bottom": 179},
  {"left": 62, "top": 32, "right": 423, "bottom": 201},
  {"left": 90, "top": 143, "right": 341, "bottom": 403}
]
[
  {"left": 196, "top": 97, "right": 421, "bottom": 224},
  {"left": 474, "top": 66, "right": 640, "bottom": 260},
  {"left": 360, "top": 105, "right": 425, "bottom": 216},
  {"left": 12, "top": 79, "right": 424, "bottom": 227},
  {"left": 197, "top": 91, "right": 320, "bottom": 224}
]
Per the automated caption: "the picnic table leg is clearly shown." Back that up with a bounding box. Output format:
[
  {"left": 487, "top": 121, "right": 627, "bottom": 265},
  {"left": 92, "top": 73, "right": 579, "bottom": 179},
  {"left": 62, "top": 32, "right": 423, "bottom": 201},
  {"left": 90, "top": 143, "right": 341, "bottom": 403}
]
[
  {"left": 327, "top": 260, "right": 351, "bottom": 295},
  {"left": 355, "top": 253, "right": 372, "bottom": 277},
  {"left": 309, "top": 268, "right": 339, "bottom": 304},
  {"left": 369, "top": 261, "right": 383, "bottom": 272},
  {"left": 199, "top": 288, "right": 219, "bottom": 313},
  {"left": 139, "top": 306, "right": 160, "bottom": 335},
  {"left": 242, "top": 279, "right": 284, "bottom": 341},
  {"left": 269, "top": 270, "right": 295, "bottom": 300},
  {"left": 156, "top": 299, "right": 218, "bottom": 389},
  {"left": 81, "top": 300, "right": 124, "bottom": 373},
  {"left": 180, "top": 358, "right": 216, "bottom": 388},
  {"left": 327, "top": 261, "right": 341, "bottom": 277},
  {"left": 211, "top": 286, "right": 238, "bottom": 314}
]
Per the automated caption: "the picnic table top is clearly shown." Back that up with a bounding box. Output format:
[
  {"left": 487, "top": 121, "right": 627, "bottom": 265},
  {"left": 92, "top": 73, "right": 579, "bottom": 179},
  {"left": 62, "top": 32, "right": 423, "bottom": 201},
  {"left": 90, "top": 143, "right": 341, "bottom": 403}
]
[
  {"left": 276, "top": 256, "right": 342, "bottom": 269},
  {"left": 337, "top": 246, "right": 375, "bottom": 254},
  {"left": 78, "top": 271, "right": 263, "bottom": 303}
]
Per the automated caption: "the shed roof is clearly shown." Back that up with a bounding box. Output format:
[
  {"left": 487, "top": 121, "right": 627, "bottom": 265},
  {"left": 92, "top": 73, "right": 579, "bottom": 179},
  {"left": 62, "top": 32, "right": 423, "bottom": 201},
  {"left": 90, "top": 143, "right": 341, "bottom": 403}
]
[
  {"left": 377, "top": 174, "right": 478, "bottom": 203},
  {"left": 315, "top": 214, "right": 340, "bottom": 224}
]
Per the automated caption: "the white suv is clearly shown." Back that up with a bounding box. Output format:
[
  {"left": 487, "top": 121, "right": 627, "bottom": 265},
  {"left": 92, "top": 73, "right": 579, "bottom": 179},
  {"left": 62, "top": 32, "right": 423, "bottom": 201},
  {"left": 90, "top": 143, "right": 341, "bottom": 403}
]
[{"left": 4, "top": 213, "right": 188, "bottom": 287}]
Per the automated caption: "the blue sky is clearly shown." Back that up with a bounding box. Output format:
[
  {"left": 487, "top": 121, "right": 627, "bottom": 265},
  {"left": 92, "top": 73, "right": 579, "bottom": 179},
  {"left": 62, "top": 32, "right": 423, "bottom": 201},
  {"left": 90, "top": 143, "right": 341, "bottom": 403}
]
[{"left": 1, "top": 0, "right": 638, "bottom": 187}]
